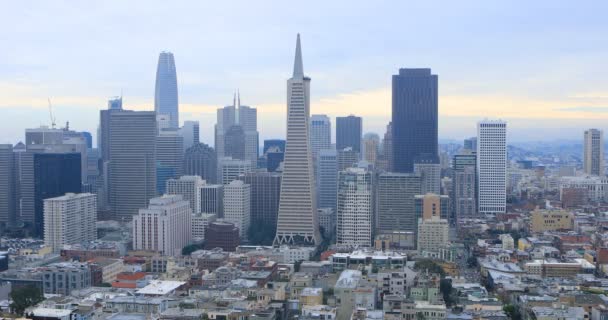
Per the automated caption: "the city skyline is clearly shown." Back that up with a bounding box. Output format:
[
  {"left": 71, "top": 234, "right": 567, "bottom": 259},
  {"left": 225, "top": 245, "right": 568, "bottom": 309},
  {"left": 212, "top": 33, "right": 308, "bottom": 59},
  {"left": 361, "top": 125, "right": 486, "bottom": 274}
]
[{"left": 2, "top": 2, "right": 608, "bottom": 145}]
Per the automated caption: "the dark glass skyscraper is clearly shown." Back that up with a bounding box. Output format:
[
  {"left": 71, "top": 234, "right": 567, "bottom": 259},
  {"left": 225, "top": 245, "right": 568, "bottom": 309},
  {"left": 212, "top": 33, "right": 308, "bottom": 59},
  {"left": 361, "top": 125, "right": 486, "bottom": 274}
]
[
  {"left": 34, "top": 153, "right": 82, "bottom": 237},
  {"left": 183, "top": 143, "right": 217, "bottom": 183},
  {"left": 155, "top": 52, "right": 179, "bottom": 129},
  {"left": 392, "top": 68, "right": 438, "bottom": 173},
  {"left": 336, "top": 115, "right": 362, "bottom": 153}
]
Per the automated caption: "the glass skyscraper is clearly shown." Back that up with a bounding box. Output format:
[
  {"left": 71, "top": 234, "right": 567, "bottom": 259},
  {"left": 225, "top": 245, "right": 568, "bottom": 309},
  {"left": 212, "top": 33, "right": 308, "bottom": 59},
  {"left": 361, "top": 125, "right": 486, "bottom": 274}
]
[
  {"left": 392, "top": 68, "right": 438, "bottom": 173},
  {"left": 154, "top": 52, "right": 179, "bottom": 129}
]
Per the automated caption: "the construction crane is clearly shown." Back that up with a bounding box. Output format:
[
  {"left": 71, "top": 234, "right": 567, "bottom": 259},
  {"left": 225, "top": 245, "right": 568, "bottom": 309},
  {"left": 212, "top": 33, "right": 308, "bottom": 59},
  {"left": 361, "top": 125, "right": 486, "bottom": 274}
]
[{"left": 48, "top": 98, "right": 56, "bottom": 129}]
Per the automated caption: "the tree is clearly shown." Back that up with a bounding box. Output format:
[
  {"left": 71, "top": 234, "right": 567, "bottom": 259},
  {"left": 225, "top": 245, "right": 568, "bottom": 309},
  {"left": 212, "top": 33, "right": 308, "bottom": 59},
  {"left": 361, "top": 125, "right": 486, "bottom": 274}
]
[
  {"left": 10, "top": 285, "right": 44, "bottom": 315},
  {"left": 413, "top": 259, "right": 446, "bottom": 277},
  {"left": 439, "top": 279, "right": 454, "bottom": 306},
  {"left": 503, "top": 304, "right": 522, "bottom": 320},
  {"left": 467, "top": 256, "right": 478, "bottom": 268},
  {"left": 248, "top": 220, "right": 276, "bottom": 245},
  {"left": 182, "top": 244, "right": 202, "bottom": 256}
]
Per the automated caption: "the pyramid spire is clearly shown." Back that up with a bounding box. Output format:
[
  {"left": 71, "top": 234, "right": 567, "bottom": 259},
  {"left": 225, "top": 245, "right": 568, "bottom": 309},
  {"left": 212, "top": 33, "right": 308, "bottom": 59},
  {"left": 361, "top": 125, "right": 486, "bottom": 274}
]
[{"left": 292, "top": 34, "right": 304, "bottom": 77}]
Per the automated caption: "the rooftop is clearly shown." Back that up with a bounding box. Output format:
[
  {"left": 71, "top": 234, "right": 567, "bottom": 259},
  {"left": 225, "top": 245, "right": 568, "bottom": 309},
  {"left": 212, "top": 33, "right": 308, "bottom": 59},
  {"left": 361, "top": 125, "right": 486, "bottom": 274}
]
[{"left": 136, "top": 280, "right": 185, "bottom": 296}]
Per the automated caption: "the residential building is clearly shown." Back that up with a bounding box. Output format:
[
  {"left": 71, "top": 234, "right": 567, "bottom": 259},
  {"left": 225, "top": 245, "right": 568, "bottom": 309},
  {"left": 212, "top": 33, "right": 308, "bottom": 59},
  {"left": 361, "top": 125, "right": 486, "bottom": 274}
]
[
  {"left": 417, "top": 217, "right": 449, "bottom": 252},
  {"left": 41, "top": 262, "right": 91, "bottom": 295},
  {"left": 414, "top": 193, "right": 450, "bottom": 221},
  {"left": 414, "top": 158, "right": 441, "bottom": 195},
  {"left": 336, "top": 167, "right": 373, "bottom": 247},
  {"left": 44, "top": 193, "right": 97, "bottom": 253}
]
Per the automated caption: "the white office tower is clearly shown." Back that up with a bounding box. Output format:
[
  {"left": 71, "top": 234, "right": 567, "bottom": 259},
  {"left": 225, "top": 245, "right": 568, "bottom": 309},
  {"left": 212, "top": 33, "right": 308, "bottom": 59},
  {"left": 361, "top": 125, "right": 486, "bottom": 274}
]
[
  {"left": 215, "top": 93, "right": 259, "bottom": 165},
  {"left": 179, "top": 121, "right": 200, "bottom": 151},
  {"left": 166, "top": 176, "right": 205, "bottom": 214},
  {"left": 414, "top": 161, "right": 441, "bottom": 195},
  {"left": 477, "top": 120, "right": 507, "bottom": 215},
  {"left": 584, "top": 129, "right": 604, "bottom": 176},
  {"left": 156, "top": 114, "right": 172, "bottom": 132},
  {"left": 336, "top": 167, "right": 372, "bottom": 247},
  {"left": 218, "top": 157, "right": 252, "bottom": 184},
  {"left": 417, "top": 216, "right": 449, "bottom": 252},
  {"left": 44, "top": 193, "right": 97, "bottom": 253},
  {"left": 192, "top": 213, "right": 217, "bottom": 242},
  {"left": 274, "top": 34, "right": 320, "bottom": 246},
  {"left": 132, "top": 195, "right": 192, "bottom": 256},
  {"left": 310, "top": 114, "right": 331, "bottom": 160},
  {"left": 223, "top": 180, "right": 251, "bottom": 240}
]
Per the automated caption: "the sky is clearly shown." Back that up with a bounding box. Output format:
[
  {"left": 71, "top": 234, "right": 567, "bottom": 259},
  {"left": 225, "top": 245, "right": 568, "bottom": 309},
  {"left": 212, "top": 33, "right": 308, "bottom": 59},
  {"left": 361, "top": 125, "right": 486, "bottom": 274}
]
[{"left": 1, "top": 1, "right": 608, "bottom": 145}]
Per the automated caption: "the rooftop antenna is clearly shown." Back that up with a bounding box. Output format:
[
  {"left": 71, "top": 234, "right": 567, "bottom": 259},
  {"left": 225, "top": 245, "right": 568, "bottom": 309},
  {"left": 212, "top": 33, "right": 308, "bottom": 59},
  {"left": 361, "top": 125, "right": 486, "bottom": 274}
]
[{"left": 47, "top": 98, "right": 57, "bottom": 129}]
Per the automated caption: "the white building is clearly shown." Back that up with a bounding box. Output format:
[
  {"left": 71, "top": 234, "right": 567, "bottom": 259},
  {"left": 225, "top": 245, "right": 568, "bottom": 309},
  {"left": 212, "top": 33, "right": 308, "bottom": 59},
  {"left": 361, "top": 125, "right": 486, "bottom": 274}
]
[
  {"left": 310, "top": 114, "right": 331, "bottom": 160},
  {"left": 192, "top": 213, "right": 217, "bottom": 241},
  {"left": 417, "top": 216, "right": 449, "bottom": 252},
  {"left": 336, "top": 167, "right": 373, "bottom": 247},
  {"left": 44, "top": 193, "right": 97, "bottom": 253},
  {"left": 166, "top": 175, "right": 205, "bottom": 214},
  {"left": 223, "top": 180, "right": 251, "bottom": 240},
  {"left": 414, "top": 161, "right": 441, "bottom": 195},
  {"left": 477, "top": 120, "right": 507, "bottom": 214},
  {"left": 132, "top": 195, "right": 192, "bottom": 256},
  {"left": 584, "top": 129, "right": 604, "bottom": 176},
  {"left": 218, "top": 157, "right": 252, "bottom": 185},
  {"left": 274, "top": 34, "right": 320, "bottom": 246},
  {"left": 559, "top": 175, "right": 608, "bottom": 202}
]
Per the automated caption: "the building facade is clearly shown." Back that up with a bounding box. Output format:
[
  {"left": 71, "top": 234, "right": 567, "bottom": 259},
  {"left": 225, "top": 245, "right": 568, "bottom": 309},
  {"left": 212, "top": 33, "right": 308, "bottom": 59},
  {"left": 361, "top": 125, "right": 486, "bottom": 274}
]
[
  {"left": 166, "top": 175, "right": 205, "bottom": 214},
  {"left": 336, "top": 115, "right": 362, "bottom": 154},
  {"left": 223, "top": 180, "right": 251, "bottom": 240},
  {"left": 336, "top": 167, "right": 373, "bottom": 247},
  {"left": 584, "top": 128, "right": 604, "bottom": 176},
  {"left": 44, "top": 193, "right": 97, "bottom": 253},
  {"left": 376, "top": 173, "right": 421, "bottom": 233},
  {"left": 183, "top": 143, "right": 217, "bottom": 184},
  {"left": 477, "top": 120, "right": 507, "bottom": 214},
  {"left": 154, "top": 51, "right": 179, "bottom": 129},
  {"left": 310, "top": 114, "right": 332, "bottom": 160}
]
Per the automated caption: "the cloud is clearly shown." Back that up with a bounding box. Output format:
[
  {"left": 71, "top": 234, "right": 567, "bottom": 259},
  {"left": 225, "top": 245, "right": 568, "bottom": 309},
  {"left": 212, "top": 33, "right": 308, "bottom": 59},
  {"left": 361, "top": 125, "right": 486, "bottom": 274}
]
[{"left": 554, "top": 106, "right": 608, "bottom": 113}]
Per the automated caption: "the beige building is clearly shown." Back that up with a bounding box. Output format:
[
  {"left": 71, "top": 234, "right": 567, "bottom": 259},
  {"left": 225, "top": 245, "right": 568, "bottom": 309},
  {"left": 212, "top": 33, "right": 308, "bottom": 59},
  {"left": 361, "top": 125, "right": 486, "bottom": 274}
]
[
  {"left": 530, "top": 209, "right": 574, "bottom": 233},
  {"left": 584, "top": 128, "right": 604, "bottom": 176},
  {"left": 417, "top": 217, "right": 449, "bottom": 252},
  {"left": 44, "top": 193, "right": 97, "bottom": 253},
  {"left": 300, "top": 287, "right": 323, "bottom": 306}
]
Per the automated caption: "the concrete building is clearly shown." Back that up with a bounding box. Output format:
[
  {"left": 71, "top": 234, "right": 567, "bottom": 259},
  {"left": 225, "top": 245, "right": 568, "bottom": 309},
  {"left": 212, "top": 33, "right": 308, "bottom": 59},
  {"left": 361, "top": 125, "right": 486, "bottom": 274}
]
[
  {"left": 392, "top": 68, "right": 438, "bottom": 173},
  {"left": 154, "top": 51, "right": 179, "bottom": 129},
  {"left": 584, "top": 128, "right": 604, "bottom": 176},
  {"left": 530, "top": 209, "right": 574, "bottom": 233},
  {"left": 378, "top": 122, "right": 393, "bottom": 172},
  {"left": 192, "top": 213, "right": 217, "bottom": 242},
  {"left": 363, "top": 133, "right": 380, "bottom": 165},
  {"left": 559, "top": 175, "right": 608, "bottom": 203},
  {"left": 477, "top": 120, "right": 507, "bottom": 214},
  {"left": 132, "top": 195, "right": 192, "bottom": 256},
  {"left": 106, "top": 110, "right": 157, "bottom": 220},
  {"left": 166, "top": 175, "right": 204, "bottom": 214},
  {"left": 219, "top": 157, "right": 252, "bottom": 185},
  {"left": 205, "top": 221, "right": 240, "bottom": 251},
  {"left": 414, "top": 159, "right": 441, "bottom": 195},
  {"left": 41, "top": 262, "right": 91, "bottom": 295},
  {"left": 274, "top": 34, "right": 320, "bottom": 246},
  {"left": 318, "top": 208, "right": 336, "bottom": 238},
  {"left": 183, "top": 143, "right": 217, "bottom": 184},
  {"left": 223, "top": 180, "right": 251, "bottom": 240},
  {"left": 337, "top": 147, "right": 359, "bottom": 171},
  {"left": 453, "top": 164, "right": 476, "bottom": 222},
  {"left": 179, "top": 120, "right": 199, "bottom": 151},
  {"left": 376, "top": 173, "right": 421, "bottom": 233},
  {"left": 414, "top": 193, "right": 450, "bottom": 221},
  {"left": 336, "top": 115, "right": 362, "bottom": 154},
  {"left": 336, "top": 167, "right": 373, "bottom": 247},
  {"left": 310, "top": 114, "right": 331, "bottom": 160},
  {"left": 44, "top": 193, "right": 97, "bottom": 253},
  {"left": 417, "top": 217, "right": 449, "bottom": 252},
  {"left": 215, "top": 94, "right": 259, "bottom": 165}
]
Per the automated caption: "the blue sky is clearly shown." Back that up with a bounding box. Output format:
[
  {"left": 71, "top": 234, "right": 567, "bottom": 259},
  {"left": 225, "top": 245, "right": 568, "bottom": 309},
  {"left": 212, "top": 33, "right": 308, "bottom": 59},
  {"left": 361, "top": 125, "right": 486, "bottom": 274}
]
[{"left": 1, "top": 1, "right": 608, "bottom": 145}]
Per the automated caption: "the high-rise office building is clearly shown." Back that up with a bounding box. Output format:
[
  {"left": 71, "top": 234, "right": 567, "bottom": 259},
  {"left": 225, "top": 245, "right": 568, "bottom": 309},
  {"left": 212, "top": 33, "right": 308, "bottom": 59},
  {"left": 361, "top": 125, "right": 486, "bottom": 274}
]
[
  {"left": 310, "top": 115, "right": 331, "bottom": 159},
  {"left": 154, "top": 51, "right": 179, "bottom": 129},
  {"left": 183, "top": 143, "right": 217, "bottom": 184},
  {"left": 224, "top": 125, "right": 246, "bottom": 160},
  {"left": 414, "top": 193, "right": 450, "bottom": 221},
  {"left": 156, "top": 130, "right": 183, "bottom": 194},
  {"left": 274, "top": 34, "right": 320, "bottom": 246},
  {"left": 263, "top": 139, "right": 286, "bottom": 173},
  {"left": 166, "top": 175, "right": 205, "bottom": 214},
  {"left": 108, "top": 96, "right": 122, "bottom": 110},
  {"left": 392, "top": 68, "right": 438, "bottom": 173},
  {"left": 377, "top": 122, "right": 393, "bottom": 172},
  {"left": 337, "top": 147, "right": 359, "bottom": 171},
  {"left": 34, "top": 153, "right": 82, "bottom": 237},
  {"left": 201, "top": 184, "right": 223, "bottom": 216},
  {"left": 414, "top": 158, "right": 441, "bottom": 195},
  {"left": 463, "top": 137, "right": 477, "bottom": 152},
  {"left": 179, "top": 121, "right": 200, "bottom": 151},
  {"left": 107, "top": 110, "right": 157, "bottom": 220},
  {"left": 44, "top": 193, "right": 97, "bottom": 252},
  {"left": 336, "top": 115, "right": 362, "bottom": 154},
  {"left": 453, "top": 166, "right": 476, "bottom": 222},
  {"left": 25, "top": 126, "right": 64, "bottom": 145},
  {"left": 317, "top": 149, "right": 338, "bottom": 213},
  {"left": 0, "top": 145, "right": 15, "bottom": 229},
  {"left": 363, "top": 133, "right": 380, "bottom": 165},
  {"left": 584, "top": 129, "right": 604, "bottom": 176},
  {"left": 263, "top": 140, "right": 286, "bottom": 155},
  {"left": 336, "top": 167, "right": 372, "bottom": 247},
  {"left": 376, "top": 173, "right": 421, "bottom": 233},
  {"left": 223, "top": 180, "right": 251, "bottom": 240},
  {"left": 218, "top": 157, "right": 252, "bottom": 185},
  {"left": 215, "top": 94, "right": 259, "bottom": 165},
  {"left": 238, "top": 172, "right": 281, "bottom": 233},
  {"left": 477, "top": 120, "right": 507, "bottom": 214},
  {"left": 132, "top": 195, "right": 191, "bottom": 256}
]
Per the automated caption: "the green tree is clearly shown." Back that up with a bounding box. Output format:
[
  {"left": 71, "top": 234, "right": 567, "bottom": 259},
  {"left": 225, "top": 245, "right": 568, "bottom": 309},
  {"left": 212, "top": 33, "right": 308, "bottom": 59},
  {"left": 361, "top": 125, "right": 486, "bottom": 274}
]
[
  {"left": 503, "top": 304, "right": 522, "bottom": 320},
  {"left": 413, "top": 259, "right": 446, "bottom": 277},
  {"left": 182, "top": 244, "right": 202, "bottom": 256},
  {"left": 248, "top": 220, "right": 276, "bottom": 245},
  {"left": 439, "top": 279, "right": 454, "bottom": 306},
  {"left": 10, "top": 285, "right": 44, "bottom": 315}
]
